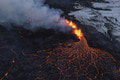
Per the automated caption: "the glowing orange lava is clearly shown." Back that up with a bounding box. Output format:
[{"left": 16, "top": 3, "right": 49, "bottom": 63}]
[{"left": 65, "top": 19, "right": 83, "bottom": 39}]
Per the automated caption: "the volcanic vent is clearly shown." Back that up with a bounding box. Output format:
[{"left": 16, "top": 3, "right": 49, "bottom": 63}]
[{"left": 0, "top": 20, "right": 120, "bottom": 80}]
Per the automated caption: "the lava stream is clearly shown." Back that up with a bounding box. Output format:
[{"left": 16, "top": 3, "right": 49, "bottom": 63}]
[{"left": 65, "top": 19, "right": 83, "bottom": 39}]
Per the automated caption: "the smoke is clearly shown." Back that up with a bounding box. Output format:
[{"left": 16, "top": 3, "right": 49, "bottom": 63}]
[{"left": 0, "top": 0, "right": 67, "bottom": 31}]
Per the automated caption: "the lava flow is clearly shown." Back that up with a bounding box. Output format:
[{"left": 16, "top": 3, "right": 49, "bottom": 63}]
[
  {"left": 65, "top": 19, "right": 83, "bottom": 39},
  {"left": 0, "top": 21, "right": 120, "bottom": 80},
  {"left": 38, "top": 35, "right": 120, "bottom": 80}
]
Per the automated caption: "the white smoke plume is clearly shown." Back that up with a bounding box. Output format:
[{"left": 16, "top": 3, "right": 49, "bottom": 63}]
[{"left": 0, "top": 0, "right": 67, "bottom": 30}]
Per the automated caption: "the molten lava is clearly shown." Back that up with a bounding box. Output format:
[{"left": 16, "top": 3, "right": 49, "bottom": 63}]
[{"left": 65, "top": 19, "right": 83, "bottom": 39}]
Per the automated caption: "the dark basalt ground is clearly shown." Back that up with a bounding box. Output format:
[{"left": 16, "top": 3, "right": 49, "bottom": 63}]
[
  {"left": 0, "top": 25, "right": 75, "bottom": 80},
  {"left": 0, "top": 26, "right": 120, "bottom": 80}
]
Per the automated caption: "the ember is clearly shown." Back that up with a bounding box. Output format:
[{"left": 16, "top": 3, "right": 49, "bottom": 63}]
[{"left": 65, "top": 19, "right": 83, "bottom": 39}]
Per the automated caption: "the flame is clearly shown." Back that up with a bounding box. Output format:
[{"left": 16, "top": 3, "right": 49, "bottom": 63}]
[{"left": 65, "top": 19, "right": 83, "bottom": 39}]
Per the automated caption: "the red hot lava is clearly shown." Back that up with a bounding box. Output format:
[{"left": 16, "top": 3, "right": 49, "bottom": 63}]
[{"left": 65, "top": 19, "right": 83, "bottom": 39}]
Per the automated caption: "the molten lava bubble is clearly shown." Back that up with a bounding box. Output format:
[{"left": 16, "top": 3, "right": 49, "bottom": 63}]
[{"left": 65, "top": 19, "right": 83, "bottom": 39}]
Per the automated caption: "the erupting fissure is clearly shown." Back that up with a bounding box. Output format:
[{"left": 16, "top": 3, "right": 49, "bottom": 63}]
[{"left": 65, "top": 19, "right": 83, "bottom": 39}]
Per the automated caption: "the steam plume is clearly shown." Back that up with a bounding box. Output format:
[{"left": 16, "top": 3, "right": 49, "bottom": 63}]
[{"left": 0, "top": 0, "right": 66, "bottom": 30}]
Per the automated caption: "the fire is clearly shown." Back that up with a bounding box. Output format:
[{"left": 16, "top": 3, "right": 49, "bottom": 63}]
[{"left": 65, "top": 19, "right": 83, "bottom": 39}]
